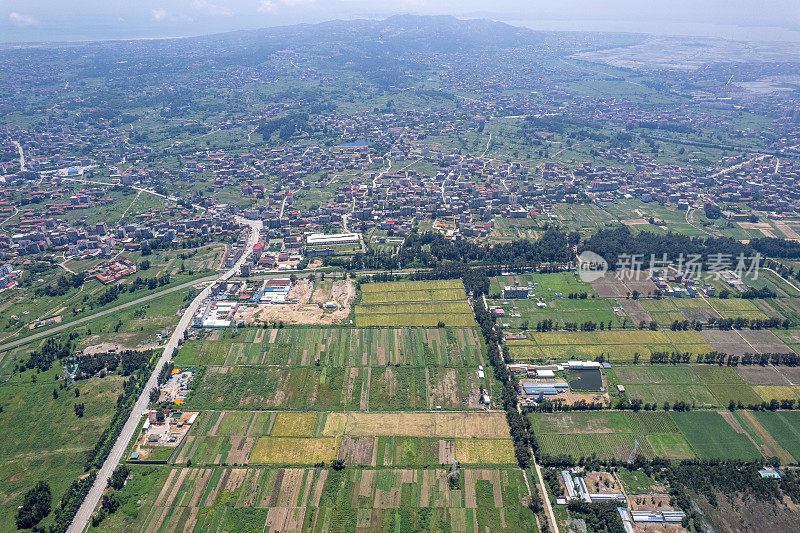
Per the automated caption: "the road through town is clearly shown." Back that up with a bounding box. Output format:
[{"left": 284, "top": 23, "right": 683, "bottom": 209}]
[{"left": 67, "top": 218, "right": 261, "bottom": 533}]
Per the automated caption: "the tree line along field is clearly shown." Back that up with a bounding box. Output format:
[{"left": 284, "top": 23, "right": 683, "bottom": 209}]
[
  {"left": 506, "top": 329, "right": 715, "bottom": 362},
  {"left": 90, "top": 464, "right": 537, "bottom": 533},
  {"left": 174, "top": 327, "right": 485, "bottom": 367},
  {"left": 529, "top": 410, "right": 775, "bottom": 462},
  {"left": 355, "top": 279, "right": 476, "bottom": 327}
]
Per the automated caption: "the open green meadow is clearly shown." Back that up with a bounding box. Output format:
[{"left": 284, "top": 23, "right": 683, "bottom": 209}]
[
  {"left": 488, "top": 272, "right": 596, "bottom": 298},
  {"left": 0, "top": 365, "right": 124, "bottom": 532},
  {"left": 490, "top": 297, "right": 621, "bottom": 330}
]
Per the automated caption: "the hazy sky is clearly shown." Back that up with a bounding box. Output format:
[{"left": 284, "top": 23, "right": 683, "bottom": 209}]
[{"left": 2, "top": 0, "right": 800, "bottom": 42}]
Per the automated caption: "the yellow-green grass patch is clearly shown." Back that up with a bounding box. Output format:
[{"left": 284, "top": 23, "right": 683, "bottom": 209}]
[
  {"left": 322, "top": 412, "right": 510, "bottom": 439},
  {"left": 754, "top": 385, "right": 800, "bottom": 402},
  {"left": 270, "top": 412, "right": 319, "bottom": 437},
  {"left": 530, "top": 330, "right": 670, "bottom": 345},
  {"left": 249, "top": 437, "right": 338, "bottom": 464},
  {"left": 455, "top": 439, "right": 516, "bottom": 464}
]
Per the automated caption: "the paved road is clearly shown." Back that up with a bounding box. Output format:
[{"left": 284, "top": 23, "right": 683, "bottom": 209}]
[
  {"left": 67, "top": 218, "right": 261, "bottom": 533},
  {"left": 13, "top": 140, "right": 25, "bottom": 171}
]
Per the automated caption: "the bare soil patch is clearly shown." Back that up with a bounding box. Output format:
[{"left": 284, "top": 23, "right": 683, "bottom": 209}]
[{"left": 337, "top": 435, "right": 374, "bottom": 465}]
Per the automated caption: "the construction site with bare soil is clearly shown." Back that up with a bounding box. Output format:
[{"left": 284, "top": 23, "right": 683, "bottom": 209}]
[{"left": 236, "top": 278, "right": 356, "bottom": 325}]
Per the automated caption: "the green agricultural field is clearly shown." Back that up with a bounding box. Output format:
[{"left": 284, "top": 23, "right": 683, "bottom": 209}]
[
  {"left": 694, "top": 366, "right": 763, "bottom": 406},
  {"left": 617, "top": 468, "right": 662, "bottom": 494},
  {"left": 751, "top": 411, "right": 800, "bottom": 462},
  {"left": 489, "top": 297, "right": 621, "bottom": 330},
  {"left": 510, "top": 329, "right": 713, "bottom": 362},
  {"left": 671, "top": 411, "right": 762, "bottom": 461},
  {"left": 374, "top": 436, "right": 441, "bottom": 467},
  {"left": 355, "top": 279, "right": 476, "bottom": 327},
  {"left": 91, "top": 465, "right": 537, "bottom": 532},
  {"left": 219, "top": 327, "right": 485, "bottom": 367},
  {"left": 187, "top": 365, "right": 494, "bottom": 412},
  {"left": 641, "top": 296, "right": 771, "bottom": 324},
  {"left": 185, "top": 366, "right": 368, "bottom": 411},
  {"left": 536, "top": 433, "right": 654, "bottom": 461},
  {"left": 489, "top": 272, "right": 597, "bottom": 298},
  {"left": 250, "top": 437, "right": 338, "bottom": 464},
  {"left": 608, "top": 364, "right": 762, "bottom": 407},
  {"left": 529, "top": 411, "right": 692, "bottom": 461}
]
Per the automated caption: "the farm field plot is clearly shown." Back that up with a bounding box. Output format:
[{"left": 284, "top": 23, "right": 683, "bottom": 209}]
[
  {"left": 753, "top": 385, "right": 800, "bottom": 402},
  {"left": 186, "top": 366, "right": 368, "bottom": 411},
  {"left": 529, "top": 411, "right": 691, "bottom": 461},
  {"left": 489, "top": 271, "right": 597, "bottom": 298},
  {"left": 250, "top": 437, "right": 338, "bottom": 464},
  {"left": 751, "top": 411, "right": 800, "bottom": 462},
  {"left": 589, "top": 271, "right": 657, "bottom": 298},
  {"left": 756, "top": 299, "right": 800, "bottom": 325},
  {"left": 360, "top": 287, "right": 465, "bottom": 304},
  {"left": 355, "top": 279, "right": 476, "bottom": 327},
  {"left": 608, "top": 365, "right": 762, "bottom": 406},
  {"left": 187, "top": 364, "right": 494, "bottom": 411},
  {"left": 509, "top": 329, "right": 713, "bottom": 362},
  {"left": 355, "top": 302, "right": 476, "bottom": 327},
  {"left": 642, "top": 297, "right": 770, "bottom": 323},
  {"left": 323, "top": 411, "right": 510, "bottom": 439},
  {"left": 737, "top": 364, "right": 800, "bottom": 385},
  {"left": 0, "top": 367, "right": 126, "bottom": 532},
  {"left": 92, "top": 465, "right": 537, "bottom": 533},
  {"left": 701, "top": 328, "right": 795, "bottom": 356},
  {"left": 489, "top": 297, "right": 621, "bottom": 330},
  {"left": 671, "top": 411, "right": 762, "bottom": 461},
  {"left": 693, "top": 365, "right": 763, "bottom": 406},
  {"left": 230, "top": 327, "right": 485, "bottom": 367},
  {"left": 773, "top": 327, "right": 800, "bottom": 355},
  {"left": 271, "top": 412, "right": 320, "bottom": 437},
  {"left": 360, "top": 279, "right": 465, "bottom": 294},
  {"left": 454, "top": 439, "right": 516, "bottom": 464},
  {"left": 368, "top": 365, "right": 493, "bottom": 410},
  {"left": 171, "top": 411, "right": 270, "bottom": 466}
]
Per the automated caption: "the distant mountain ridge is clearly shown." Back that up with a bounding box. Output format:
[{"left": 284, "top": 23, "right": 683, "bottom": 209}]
[{"left": 192, "top": 14, "right": 545, "bottom": 53}]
